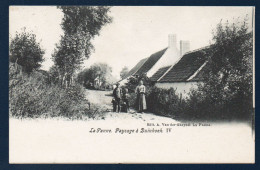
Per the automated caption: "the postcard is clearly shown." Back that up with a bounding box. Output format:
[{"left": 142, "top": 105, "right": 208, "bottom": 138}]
[{"left": 9, "top": 6, "right": 255, "bottom": 163}]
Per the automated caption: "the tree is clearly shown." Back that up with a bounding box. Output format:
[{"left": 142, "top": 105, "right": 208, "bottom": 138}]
[
  {"left": 52, "top": 6, "right": 112, "bottom": 88},
  {"left": 9, "top": 28, "right": 45, "bottom": 73},
  {"left": 49, "top": 65, "right": 60, "bottom": 85},
  {"left": 92, "top": 63, "right": 112, "bottom": 84},
  {"left": 77, "top": 63, "right": 113, "bottom": 89},
  {"left": 120, "top": 66, "right": 129, "bottom": 79},
  {"left": 199, "top": 17, "right": 253, "bottom": 118}
]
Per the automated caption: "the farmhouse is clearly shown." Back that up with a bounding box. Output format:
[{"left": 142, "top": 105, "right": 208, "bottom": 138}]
[
  {"left": 151, "top": 46, "right": 211, "bottom": 96},
  {"left": 151, "top": 33, "right": 252, "bottom": 96},
  {"left": 120, "top": 34, "right": 214, "bottom": 96},
  {"left": 119, "top": 34, "right": 190, "bottom": 85}
]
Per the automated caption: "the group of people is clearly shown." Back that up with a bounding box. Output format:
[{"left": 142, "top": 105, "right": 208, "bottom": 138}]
[{"left": 112, "top": 80, "right": 147, "bottom": 113}]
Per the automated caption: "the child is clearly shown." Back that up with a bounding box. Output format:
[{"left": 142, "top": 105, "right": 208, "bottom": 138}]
[
  {"left": 122, "top": 88, "right": 129, "bottom": 113},
  {"left": 111, "top": 98, "right": 117, "bottom": 112}
]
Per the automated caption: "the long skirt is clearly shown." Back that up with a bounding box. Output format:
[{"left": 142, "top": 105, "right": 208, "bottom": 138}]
[{"left": 138, "top": 94, "right": 147, "bottom": 112}]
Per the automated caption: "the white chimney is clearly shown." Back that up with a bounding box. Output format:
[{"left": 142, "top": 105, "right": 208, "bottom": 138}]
[
  {"left": 180, "top": 40, "right": 190, "bottom": 56},
  {"left": 168, "top": 34, "right": 177, "bottom": 49}
]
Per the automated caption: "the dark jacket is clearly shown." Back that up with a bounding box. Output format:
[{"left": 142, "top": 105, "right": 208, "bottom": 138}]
[{"left": 113, "top": 87, "right": 121, "bottom": 99}]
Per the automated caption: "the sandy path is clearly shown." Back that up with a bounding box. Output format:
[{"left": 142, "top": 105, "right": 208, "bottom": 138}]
[
  {"left": 85, "top": 89, "right": 177, "bottom": 122},
  {"left": 85, "top": 89, "right": 112, "bottom": 106}
]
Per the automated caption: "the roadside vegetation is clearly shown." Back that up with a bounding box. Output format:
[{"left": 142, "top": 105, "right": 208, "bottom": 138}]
[
  {"left": 9, "top": 63, "right": 105, "bottom": 119},
  {"left": 9, "top": 6, "right": 112, "bottom": 119}
]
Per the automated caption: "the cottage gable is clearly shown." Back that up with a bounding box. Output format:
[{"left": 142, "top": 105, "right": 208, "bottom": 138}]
[{"left": 134, "top": 48, "right": 167, "bottom": 76}]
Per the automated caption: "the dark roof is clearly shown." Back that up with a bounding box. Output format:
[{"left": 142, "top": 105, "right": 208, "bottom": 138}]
[
  {"left": 150, "top": 66, "right": 171, "bottom": 82},
  {"left": 191, "top": 62, "right": 210, "bottom": 81},
  {"left": 159, "top": 47, "right": 210, "bottom": 82},
  {"left": 121, "top": 57, "right": 148, "bottom": 80},
  {"left": 134, "top": 48, "right": 167, "bottom": 76}
]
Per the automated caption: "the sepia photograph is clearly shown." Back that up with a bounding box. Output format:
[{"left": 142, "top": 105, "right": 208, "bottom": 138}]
[{"left": 9, "top": 6, "right": 255, "bottom": 163}]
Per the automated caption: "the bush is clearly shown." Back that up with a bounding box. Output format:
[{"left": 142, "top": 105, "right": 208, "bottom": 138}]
[
  {"left": 128, "top": 86, "right": 185, "bottom": 118},
  {"left": 9, "top": 63, "right": 105, "bottom": 119},
  {"left": 145, "top": 87, "right": 187, "bottom": 119},
  {"left": 128, "top": 92, "right": 137, "bottom": 109},
  {"left": 127, "top": 85, "right": 252, "bottom": 121}
]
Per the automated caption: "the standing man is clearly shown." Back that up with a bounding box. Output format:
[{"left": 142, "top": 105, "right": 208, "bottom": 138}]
[{"left": 113, "top": 82, "right": 121, "bottom": 112}]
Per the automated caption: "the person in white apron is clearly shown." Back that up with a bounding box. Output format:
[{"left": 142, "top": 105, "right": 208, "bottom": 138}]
[{"left": 135, "top": 80, "right": 147, "bottom": 113}]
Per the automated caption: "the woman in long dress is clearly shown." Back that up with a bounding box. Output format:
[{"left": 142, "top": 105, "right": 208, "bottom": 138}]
[{"left": 135, "top": 80, "right": 147, "bottom": 113}]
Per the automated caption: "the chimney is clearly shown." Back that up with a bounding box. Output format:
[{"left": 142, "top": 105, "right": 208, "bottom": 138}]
[
  {"left": 180, "top": 40, "right": 190, "bottom": 56},
  {"left": 168, "top": 34, "right": 177, "bottom": 49}
]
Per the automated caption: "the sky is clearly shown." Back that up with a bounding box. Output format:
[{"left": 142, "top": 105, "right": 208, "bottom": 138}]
[{"left": 9, "top": 6, "right": 253, "bottom": 79}]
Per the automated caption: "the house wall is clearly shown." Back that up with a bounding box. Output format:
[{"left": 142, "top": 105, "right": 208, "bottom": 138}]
[
  {"left": 155, "top": 82, "right": 202, "bottom": 97},
  {"left": 147, "top": 47, "right": 180, "bottom": 78}
]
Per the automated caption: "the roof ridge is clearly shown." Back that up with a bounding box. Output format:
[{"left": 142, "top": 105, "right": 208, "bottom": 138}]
[
  {"left": 187, "top": 60, "right": 208, "bottom": 81},
  {"left": 184, "top": 45, "right": 211, "bottom": 55}
]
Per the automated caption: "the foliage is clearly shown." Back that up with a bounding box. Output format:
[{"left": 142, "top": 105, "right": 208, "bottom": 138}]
[
  {"left": 90, "top": 63, "right": 113, "bottom": 84},
  {"left": 52, "top": 6, "right": 112, "bottom": 88},
  {"left": 123, "top": 74, "right": 153, "bottom": 93},
  {"left": 128, "top": 87, "right": 187, "bottom": 119},
  {"left": 9, "top": 28, "right": 45, "bottom": 73},
  {"left": 49, "top": 65, "right": 60, "bottom": 85},
  {"left": 128, "top": 85, "right": 252, "bottom": 121},
  {"left": 199, "top": 17, "right": 253, "bottom": 119},
  {"left": 120, "top": 66, "right": 129, "bottom": 79},
  {"left": 9, "top": 63, "right": 105, "bottom": 119},
  {"left": 77, "top": 63, "right": 115, "bottom": 89},
  {"left": 9, "top": 6, "right": 113, "bottom": 119}
]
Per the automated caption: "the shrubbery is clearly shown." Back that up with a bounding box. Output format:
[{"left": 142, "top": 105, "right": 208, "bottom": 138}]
[
  {"left": 9, "top": 63, "right": 105, "bottom": 119},
  {"left": 128, "top": 85, "right": 252, "bottom": 121}
]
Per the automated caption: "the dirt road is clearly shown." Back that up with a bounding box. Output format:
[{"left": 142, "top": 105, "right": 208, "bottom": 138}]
[
  {"left": 85, "top": 89, "right": 178, "bottom": 122},
  {"left": 85, "top": 89, "right": 113, "bottom": 107}
]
